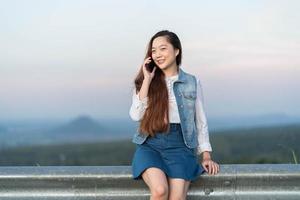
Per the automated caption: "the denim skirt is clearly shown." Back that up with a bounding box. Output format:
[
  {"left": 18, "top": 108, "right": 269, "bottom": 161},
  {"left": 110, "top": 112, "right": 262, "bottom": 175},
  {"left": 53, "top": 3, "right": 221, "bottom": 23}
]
[{"left": 131, "top": 123, "right": 205, "bottom": 182}]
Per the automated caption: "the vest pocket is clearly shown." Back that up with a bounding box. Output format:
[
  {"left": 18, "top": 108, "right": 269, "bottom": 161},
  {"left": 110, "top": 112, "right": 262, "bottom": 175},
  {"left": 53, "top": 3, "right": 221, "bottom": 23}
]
[{"left": 183, "top": 91, "right": 196, "bottom": 100}]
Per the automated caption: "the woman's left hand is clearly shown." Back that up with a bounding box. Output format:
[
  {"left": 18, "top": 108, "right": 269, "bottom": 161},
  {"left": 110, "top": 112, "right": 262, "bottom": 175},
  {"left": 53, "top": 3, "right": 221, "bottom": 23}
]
[{"left": 201, "top": 158, "right": 220, "bottom": 175}]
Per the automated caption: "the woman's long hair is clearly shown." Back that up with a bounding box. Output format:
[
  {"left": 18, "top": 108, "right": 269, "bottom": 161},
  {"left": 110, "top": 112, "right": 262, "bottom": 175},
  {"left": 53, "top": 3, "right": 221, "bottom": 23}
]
[{"left": 133, "top": 30, "right": 182, "bottom": 136}]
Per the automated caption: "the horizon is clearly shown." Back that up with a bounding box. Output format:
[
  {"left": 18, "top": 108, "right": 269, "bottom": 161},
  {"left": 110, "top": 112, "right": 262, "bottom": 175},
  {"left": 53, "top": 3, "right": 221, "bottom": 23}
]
[{"left": 1, "top": 112, "right": 299, "bottom": 126}]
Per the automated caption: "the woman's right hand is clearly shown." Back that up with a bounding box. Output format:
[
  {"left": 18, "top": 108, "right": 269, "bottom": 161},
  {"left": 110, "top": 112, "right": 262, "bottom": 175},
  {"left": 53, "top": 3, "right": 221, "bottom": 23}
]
[{"left": 142, "top": 56, "right": 157, "bottom": 82}]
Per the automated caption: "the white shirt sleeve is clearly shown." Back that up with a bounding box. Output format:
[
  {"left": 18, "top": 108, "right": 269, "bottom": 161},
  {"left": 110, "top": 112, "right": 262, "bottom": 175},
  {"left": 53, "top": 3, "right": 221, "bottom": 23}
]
[
  {"left": 129, "top": 88, "right": 149, "bottom": 121},
  {"left": 195, "top": 77, "right": 213, "bottom": 155}
]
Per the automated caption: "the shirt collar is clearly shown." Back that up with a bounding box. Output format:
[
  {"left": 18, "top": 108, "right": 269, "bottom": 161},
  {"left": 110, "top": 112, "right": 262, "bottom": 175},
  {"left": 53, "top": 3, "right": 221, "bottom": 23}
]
[{"left": 176, "top": 67, "right": 186, "bottom": 83}]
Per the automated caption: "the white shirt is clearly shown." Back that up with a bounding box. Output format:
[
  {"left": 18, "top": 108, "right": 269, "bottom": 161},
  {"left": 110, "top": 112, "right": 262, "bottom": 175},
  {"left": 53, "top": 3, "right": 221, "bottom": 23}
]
[{"left": 129, "top": 75, "right": 212, "bottom": 155}]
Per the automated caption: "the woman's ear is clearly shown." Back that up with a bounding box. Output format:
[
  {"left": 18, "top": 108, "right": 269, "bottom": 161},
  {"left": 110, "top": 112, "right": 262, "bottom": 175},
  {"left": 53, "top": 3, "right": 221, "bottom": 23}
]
[{"left": 175, "top": 49, "right": 179, "bottom": 57}]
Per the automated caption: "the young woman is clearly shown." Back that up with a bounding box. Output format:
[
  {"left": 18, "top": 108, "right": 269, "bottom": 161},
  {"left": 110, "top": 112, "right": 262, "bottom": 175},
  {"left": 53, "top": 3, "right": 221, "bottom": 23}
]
[{"left": 129, "top": 30, "right": 219, "bottom": 200}]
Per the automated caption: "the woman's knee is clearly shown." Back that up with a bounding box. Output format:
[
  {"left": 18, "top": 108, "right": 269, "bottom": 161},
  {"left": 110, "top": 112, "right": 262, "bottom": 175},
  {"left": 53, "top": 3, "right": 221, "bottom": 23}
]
[{"left": 151, "top": 184, "right": 169, "bottom": 198}]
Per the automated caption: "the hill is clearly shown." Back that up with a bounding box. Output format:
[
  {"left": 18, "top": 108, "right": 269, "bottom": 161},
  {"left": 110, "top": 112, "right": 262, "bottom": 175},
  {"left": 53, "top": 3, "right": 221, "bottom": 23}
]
[{"left": 46, "top": 115, "right": 110, "bottom": 142}]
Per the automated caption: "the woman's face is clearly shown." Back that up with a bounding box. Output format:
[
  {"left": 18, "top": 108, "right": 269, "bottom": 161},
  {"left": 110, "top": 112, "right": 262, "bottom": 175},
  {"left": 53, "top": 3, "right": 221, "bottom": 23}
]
[{"left": 151, "top": 36, "right": 179, "bottom": 71}]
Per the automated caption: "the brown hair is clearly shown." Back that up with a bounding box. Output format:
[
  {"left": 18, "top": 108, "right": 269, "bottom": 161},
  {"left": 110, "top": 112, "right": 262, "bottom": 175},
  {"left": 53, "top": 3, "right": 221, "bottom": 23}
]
[{"left": 133, "top": 30, "right": 182, "bottom": 136}]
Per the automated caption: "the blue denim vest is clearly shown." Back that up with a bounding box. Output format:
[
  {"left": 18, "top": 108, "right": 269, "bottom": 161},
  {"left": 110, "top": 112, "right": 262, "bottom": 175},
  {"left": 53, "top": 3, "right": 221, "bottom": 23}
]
[{"left": 132, "top": 67, "right": 198, "bottom": 149}]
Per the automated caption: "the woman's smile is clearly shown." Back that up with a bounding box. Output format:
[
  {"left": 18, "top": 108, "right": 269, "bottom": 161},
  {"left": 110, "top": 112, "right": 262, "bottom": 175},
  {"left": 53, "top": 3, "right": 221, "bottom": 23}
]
[{"left": 157, "top": 59, "right": 165, "bottom": 64}]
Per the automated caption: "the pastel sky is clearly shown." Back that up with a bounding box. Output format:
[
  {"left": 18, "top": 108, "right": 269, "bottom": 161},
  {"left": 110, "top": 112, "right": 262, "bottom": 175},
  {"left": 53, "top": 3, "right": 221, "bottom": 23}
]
[{"left": 0, "top": 0, "right": 299, "bottom": 121}]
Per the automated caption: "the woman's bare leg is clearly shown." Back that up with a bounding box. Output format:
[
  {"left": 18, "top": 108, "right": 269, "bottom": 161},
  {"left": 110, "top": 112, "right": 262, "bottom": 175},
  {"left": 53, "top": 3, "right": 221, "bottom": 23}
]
[
  {"left": 141, "top": 167, "right": 169, "bottom": 200},
  {"left": 168, "top": 178, "right": 190, "bottom": 200}
]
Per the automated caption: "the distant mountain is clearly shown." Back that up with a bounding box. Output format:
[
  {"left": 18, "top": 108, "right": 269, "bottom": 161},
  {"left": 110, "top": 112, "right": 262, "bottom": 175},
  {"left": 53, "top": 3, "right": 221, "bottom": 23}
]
[
  {"left": 46, "top": 115, "right": 110, "bottom": 142},
  {"left": 54, "top": 115, "right": 105, "bottom": 133},
  {"left": 0, "top": 115, "right": 135, "bottom": 149},
  {"left": 0, "top": 113, "right": 299, "bottom": 149},
  {"left": 209, "top": 113, "right": 300, "bottom": 131}
]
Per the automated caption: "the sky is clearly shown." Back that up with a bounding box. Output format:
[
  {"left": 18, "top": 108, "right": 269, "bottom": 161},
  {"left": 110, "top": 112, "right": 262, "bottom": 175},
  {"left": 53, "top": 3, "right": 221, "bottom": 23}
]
[{"left": 0, "top": 0, "right": 299, "bottom": 121}]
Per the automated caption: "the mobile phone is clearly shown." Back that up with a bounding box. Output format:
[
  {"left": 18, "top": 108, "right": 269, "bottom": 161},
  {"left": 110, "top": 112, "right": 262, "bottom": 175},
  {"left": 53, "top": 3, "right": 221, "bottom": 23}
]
[{"left": 145, "top": 58, "right": 156, "bottom": 72}]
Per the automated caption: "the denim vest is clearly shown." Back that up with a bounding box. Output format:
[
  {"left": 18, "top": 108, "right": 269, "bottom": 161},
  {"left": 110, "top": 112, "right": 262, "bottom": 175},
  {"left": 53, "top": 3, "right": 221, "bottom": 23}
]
[{"left": 132, "top": 67, "right": 198, "bottom": 149}]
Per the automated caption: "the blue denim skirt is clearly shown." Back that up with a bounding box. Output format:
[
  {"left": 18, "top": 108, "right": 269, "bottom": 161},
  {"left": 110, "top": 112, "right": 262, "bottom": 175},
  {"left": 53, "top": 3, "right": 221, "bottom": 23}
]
[{"left": 131, "top": 123, "right": 205, "bottom": 182}]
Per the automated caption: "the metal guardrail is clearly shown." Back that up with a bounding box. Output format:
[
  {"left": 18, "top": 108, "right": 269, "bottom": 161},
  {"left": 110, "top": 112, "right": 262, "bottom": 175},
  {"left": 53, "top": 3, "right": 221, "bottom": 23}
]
[{"left": 0, "top": 164, "right": 299, "bottom": 199}]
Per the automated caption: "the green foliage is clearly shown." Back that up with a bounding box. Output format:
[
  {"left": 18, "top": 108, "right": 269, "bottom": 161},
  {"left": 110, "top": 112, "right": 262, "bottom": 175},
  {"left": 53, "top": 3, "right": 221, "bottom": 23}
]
[{"left": 0, "top": 124, "right": 299, "bottom": 166}]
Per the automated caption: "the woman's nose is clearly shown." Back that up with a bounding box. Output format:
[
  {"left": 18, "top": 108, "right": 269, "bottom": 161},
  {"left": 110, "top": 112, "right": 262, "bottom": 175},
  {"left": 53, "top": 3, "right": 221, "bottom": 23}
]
[{"left": 156, "top": 51, "right": 162, "bottom": 58}]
